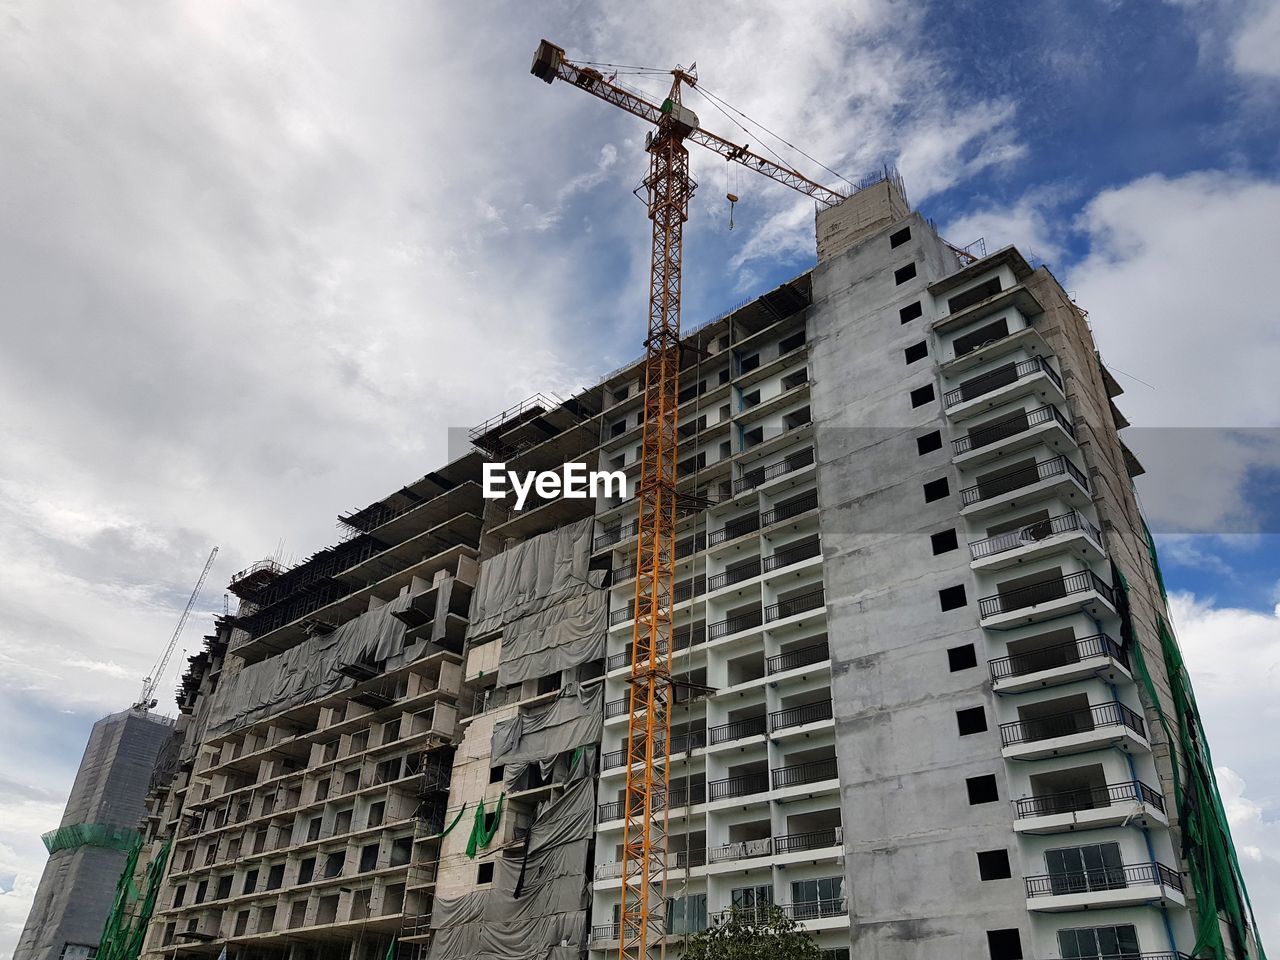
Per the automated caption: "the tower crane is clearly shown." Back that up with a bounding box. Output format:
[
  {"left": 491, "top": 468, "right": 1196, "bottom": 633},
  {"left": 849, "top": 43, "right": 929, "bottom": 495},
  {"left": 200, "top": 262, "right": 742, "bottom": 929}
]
[
  {"left": 531, "top": 41, "right": 851, "bottom": 960},
  {"left": 134, "top": 546, "right": 218, "bottom": 711}
]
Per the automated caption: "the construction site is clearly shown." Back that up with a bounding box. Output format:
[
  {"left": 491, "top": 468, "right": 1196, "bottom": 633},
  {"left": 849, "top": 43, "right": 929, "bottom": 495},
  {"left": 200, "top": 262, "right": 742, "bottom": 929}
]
[{"left": 15, "top": 39, "right": 1267, "bottom": 960}]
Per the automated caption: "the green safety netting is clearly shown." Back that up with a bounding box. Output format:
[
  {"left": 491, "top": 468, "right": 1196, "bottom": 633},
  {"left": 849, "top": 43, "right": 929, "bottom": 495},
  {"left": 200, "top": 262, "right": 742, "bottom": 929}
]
[
  {"left": 465, "top": 794, "right": 504, "bottom": 858},
  {"left": 96, "top": 838, "right": 171, "bottom": 960},
  {"left": 41, "top": 823, "right": 142, "bottom": 856},
  {"left": 436, "top": 802, "right": 469, "bottom": 839},
  {"left": 1114, "top": 529, "right": 1266, "bottom": 960}
]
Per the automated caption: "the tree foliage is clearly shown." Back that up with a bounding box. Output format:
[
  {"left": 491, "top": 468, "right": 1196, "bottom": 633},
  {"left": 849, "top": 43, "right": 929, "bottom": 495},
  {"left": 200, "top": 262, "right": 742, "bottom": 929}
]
[{"left": 680, "top": 906, "right": 823, "bottom": 960}]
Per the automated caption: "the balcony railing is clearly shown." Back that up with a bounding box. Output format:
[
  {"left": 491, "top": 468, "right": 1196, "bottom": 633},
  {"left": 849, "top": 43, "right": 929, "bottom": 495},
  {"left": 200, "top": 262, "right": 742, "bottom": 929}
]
[
  {"left": 605, "top": 698, "right": 629, "bottom": 718},
  {"left": 771, "top": 757, "right": 838, "bottom": 789},
  {"left": 774, "top": 826, "right": 843, "bottom": 855},
  {"left": 708, "top": 559, "right": 761, "bottom": 592},
  {"left": 668, "top": 780, "right": 707, "bottom": 808},
  {"left": 673, "top": 575, "right": 707, "bottom": 604},
  {"left": 1000, "top": 700, "right": 1146, "bottom": 747},
  {"left": 943, "top": 356, "right": 1063, "bottom": 408},
  {"left": 709, "top": 771, "right": 770, "bottom": 801},
  {"left": 783, "top": 898, "right": 847, "bottom": 920},
  {"left": 708, "top": 837, "right": 772, "bottom": 863},
  {"left": 675, "top": 532, "right": 708, "bottom": 560},
  {"left": 969, "top": 511, "right": 1103, "bottom": 560},
  {"left": 763, "top": 536, "right": 822, "bottom": 572},
  {"left": 595, "top": 521, "right": 638, "bottom": 551},
  {"left": 960, "top": 455, "right": 1089, "bottom": 507},
  {"left": 709, "top": 716, "right": 767, "bottom": 745},
  {"left": 989, "top": 634, "right": 1128, "bottom": 681},
  {"left": 765, "top": 587, "right": 825, "bottom": 622},
  {"left": 709, "top": 513, "right": 760, "bottom": 547},
  {"left": 734, "top": 447, "right": 815, "bottom": 494},
  {"left": 610, "top": 606, "right": 633, "bottom": 626},
  {"left": 1013, "top": 779, "right": 1165, "bottom": 819},
  {"left": 953, "top": 404, "right": 1075, "bottom": 455},
  {"left": 769, "top": 699, "right": 833, "bottom": 732},
  {"left": 761, "top": 490, "right": 818, "bottom": 526},
  {"left": 1024, "top": 861, "right": 1183, "bottom": 898},
  {"left": 591, "top": 923, "right": 619, "bottom": 942},
  {"left": 709, "top": 608, "right": 764, "bottom": 640},
  {"left": 767, "top": 641, "right": 830, "bottom": 674},
  {"left": 978, "top": 570, "right": 1115, "bottom": 619}
]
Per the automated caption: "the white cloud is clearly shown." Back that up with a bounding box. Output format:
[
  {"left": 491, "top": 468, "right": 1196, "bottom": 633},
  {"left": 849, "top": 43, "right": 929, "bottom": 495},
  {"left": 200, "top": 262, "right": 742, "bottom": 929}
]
[
  {"left": 1232, "top": 1, "right": 1280, "bottom": 78},
  {"left": 942, "top": 185, "right": 1073, "bottom": 265}
]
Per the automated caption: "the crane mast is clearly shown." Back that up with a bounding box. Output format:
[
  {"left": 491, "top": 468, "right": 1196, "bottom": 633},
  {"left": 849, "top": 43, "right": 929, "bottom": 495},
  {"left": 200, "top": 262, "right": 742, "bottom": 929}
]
[
  {"left": 532, "top": 40, "right": 848, "bottom": 960},
  {"left": 135, "top": 546, "right": 218, "bottom": 710}
]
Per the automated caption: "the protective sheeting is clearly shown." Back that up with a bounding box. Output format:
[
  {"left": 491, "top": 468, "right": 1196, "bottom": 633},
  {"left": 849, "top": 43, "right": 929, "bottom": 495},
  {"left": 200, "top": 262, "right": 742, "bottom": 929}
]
[
  {"left": 205, "top": 596, "right": 414, "bottom": 738},
  {"left": 497, "top": 589, "right": 607, "bottom": 686},
  {"left": 491, "top": 683, "right": 603, "bottom": 768},
  {"left": 503, "top": 744, "right": 594, "bottom": 795},
  {"left": 468, "top": 517, "right": 603, "bottom": 637},
  {"left": 428, "top": 780, "right": 594, "bottom": 960}
]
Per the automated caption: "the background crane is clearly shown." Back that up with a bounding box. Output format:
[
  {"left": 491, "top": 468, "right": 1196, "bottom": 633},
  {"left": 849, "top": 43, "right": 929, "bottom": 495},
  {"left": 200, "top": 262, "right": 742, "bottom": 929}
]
[
  {"left": 531, "top": 40, "right": 852, "bottom": 960},
  {"left": 134, "top": 546, "right": 218, "bottom": 711}
]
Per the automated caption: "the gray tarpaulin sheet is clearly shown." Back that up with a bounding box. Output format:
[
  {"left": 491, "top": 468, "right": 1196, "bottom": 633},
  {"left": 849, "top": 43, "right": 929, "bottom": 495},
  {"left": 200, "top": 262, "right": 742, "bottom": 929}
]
[
  {"left": 468, "top": 517, "right": 603, "bottom": 637},
  {"left": 428, "top": 779, "right": 595, "bottom": 960},
  {"left": 490, "top": 684, "right": 603, "bottom": 767},
  {"left": 497, "top": 589, "right": 607, "bottom": 686},
  {"left": 205, "top": 596, "right": 412, "bottom": 738}
]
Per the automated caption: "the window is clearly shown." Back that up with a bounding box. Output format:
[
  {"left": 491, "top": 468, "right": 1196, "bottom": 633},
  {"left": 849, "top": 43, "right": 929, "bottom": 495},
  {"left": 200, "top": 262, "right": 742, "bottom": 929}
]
[
  {"left": 667, "top": 892, "right": 708, "bottom": 934},
  {"left": 977, "top": 849, "right": 1012, "bottom": 880},
  {"left": 477, "top": 862, "right": 495, "bottom": 884},
  {"left": 172, "top": 884, "right": 186, "bottom": 907},
  {"left": 242, "top": 869, "right": 258, "bottom": 894},
  {"left": 904, "top": 341, "right": 928, "bottom": 364},
  {"left": 910, "top": 384, "right": 935, "bottom": 407},
  {"left": 730, "top": 884, "right": 773, "bottom": 910},
  {"left": 307, "top": 817, "right": 322, "bottom": 842},
  {"left": 367, "top": 801, "right": 385, "bottom": 828},
  {"left": 610, "top": 419, "right": 627, "bottom": 437},
  {"left": 739, "top": 353, "right": 760, "bottom": 374},
  {"left": 954, "top": 317, "right": 1010, "bottom": 357},
  {"left": 489, "top": 765, "right": 505, "bottom": 784},
  {"left": 234, "top": 911, "right": 249, "bottom": 936},
  {"left": 390, "top": 836, "right": 413, "bottom": 867},
  {"left": 966, "top": 774, "right": 999, "bottom": 804},
  {"left": 297, "top": 857, "right": 315, "bottom": 885},
  {"left": 987, "top": 928, "right": 1023, "bottom": 960},
  {"left": 266, "top": 863, "right": 285, "bottom": 890},
  {"left": 939, "top": 585, "right": 967, "bottom": 611},
  {"left": 789, "top": 876, "right": 844, "bottom": 919},
  {"left": 215, "top": 875, "right": 232, "bottom": 900},
  {"left": 947, "top": 275, "right": 1003, "bottom": 314},
  {"left": 781, "top": 368, "right": 807, "bottom": 391},
  {"left": 779, "top": 330, "right": 806, "bottom": 353},
  {"left": 956, "top": 706, "right": 988, "bottom": 735},
  {"left": 1045, "top": 842, "right": 1125, "bottom": 895},
  {"left": 742, "top": 389, "right": 761, "bottom": 408},
  {"left": 1057, "top": 923, "right": 1140, "bottom": 959},
  {"left": 931, "top": 529, "right": 959, "bottom": 555},
  {"left": 917, "top": 431, "right": 943, "bottom": 455},
  {"left": 947, "top": 643, "right": 977, "bottom": 671},
  {"left": 194, "top": 880, "right": 207, "bottom": 904},
  {"left": 900, "top": 300, "right": 923, "bottom": 323},
  {"left": 889, "top": 226, "right": 911, "bottom": 248},
  {"left": 536, "top": 673, "right": 560, "bottom": 696},
  {"left": 323, "top": 851, "right": 345, "bottom": 879},
  {"left": 359, "top": 843, "right": 379, "bottom": 873},
  {"left": 719, "top": 367, "right": 731, "bottom": 384},
  {"left": 922, "top": 477, "right": 950, "bottom": 502},
  {"left": 894, "top": 263, "right": 917, "bottom": 284}
]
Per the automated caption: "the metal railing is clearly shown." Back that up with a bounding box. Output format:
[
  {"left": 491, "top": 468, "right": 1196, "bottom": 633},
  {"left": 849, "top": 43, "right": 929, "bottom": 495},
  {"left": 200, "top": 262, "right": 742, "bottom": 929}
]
[
  {"left": 709, "top": 513, "right": 760, "bottom": 547},
  {"left": 708, "top": 771, "right": 771, "bottom": 801},
  {"left": 767, "top": 641, "right": 830, "bottom": 674},
  {"left": 772, "top": 757, "right": 838, "bottom": 789},
  {"left": 953, "top": 403, "right": 1075, "bottom": 455},
  {"left": 709, "top": 608, "right": 764, "bottom": 640},
  {"left": 1014, "top": 779, "right": 1165, "bottom": 819},
  {"left": 708, "top": 837, "right": 772, "bottom": 863},
  {"left": 709, "top": 715, "right": 768, "bottom": 745},
  {"left": 708, "top": 559, "right": 760, "bottom": 592},
  {"left": 769, "top": 699, "right": 833, "bottom": 732},
  {"left": 594, "top": 520, "right": 638, "bottom": 551},
  {"left": 1000, "top": 700, "right": 1146, "bottom": 747},
  {"left": 673, "top": 575, "right": 707, "bottom": 604},
  {"left": 761, "top": 490, "right": 819, "bottom": 526},
  {"left": 989, "top": 634, "right": 1127, "bottom": 681},
  {"left": 591, "top": 923, "right": 620, "bottom": 942},
  {"left": 969, "top": 511, "right": 1103, "bottom": 560},
  {"left": 1024, "top": 861, "right": 1183, "bottom": 898},
  {"left": 609, "top": 606, "right": 633, "bottom": 626},
  {"left": 943, "top": 356, "right": 1062, "bottom": 408},
  {"left": 765, "top": 587, "right": 825, "bottom": 622},
  {"left": 605, "top": 698, "right": 628, "bottom": 718},
  {"left": 783, "top": 898, "right": 847, "bottom": 920},
  {"left": 668, "top": 780, "right": 707, "bottom": 808},
  {"left": 675, "top": 532, "right": 707, "bottom": 560},
  {"left": 763, "top": 536, "right": 822, "bottom": 572},
  {"left": 978, "top": 570, "right": 1115, "bottom": 618},
  {"left": 734, "top": 447, "right": 816, "bottom": 494},
  {"left": 960, "top": 455, "right": 1089, "bottom": 506},
  {"left": 774, "top": 826, "right": 843, "bottom": 854}
]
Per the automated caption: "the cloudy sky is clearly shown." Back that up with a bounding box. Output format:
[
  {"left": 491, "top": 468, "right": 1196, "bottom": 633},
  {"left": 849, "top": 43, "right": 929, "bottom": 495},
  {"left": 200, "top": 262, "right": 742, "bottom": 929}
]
[{"left": 1, "top": 1, "right": 1278, "bottom": 954}]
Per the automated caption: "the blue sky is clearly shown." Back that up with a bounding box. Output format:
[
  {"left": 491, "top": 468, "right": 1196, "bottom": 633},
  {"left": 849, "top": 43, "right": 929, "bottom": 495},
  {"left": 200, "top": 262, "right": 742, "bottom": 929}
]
[{"left": 0, "top": 1, "right": 1277, "bottom": 955}]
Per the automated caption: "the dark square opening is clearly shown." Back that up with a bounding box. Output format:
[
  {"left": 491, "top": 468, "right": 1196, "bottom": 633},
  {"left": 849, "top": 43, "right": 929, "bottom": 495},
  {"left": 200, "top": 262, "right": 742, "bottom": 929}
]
[
  {"left": 956, "top": 706, "right": 988, "bottom": 735},
  {"left": 922, "top": 477, "right": 950, "bottom": 502},
  {"left": 947, "top": 643, "right": 977, "bottom": 670},
  {"left": 899, "top": 301, "right": 923, "bottom": 323},
  {"left": 932, "top": 529, "right": 959, "bottom": 555},
  {"left": 910, "top": 384, "right": 935, "bottom": 407},
  {"left": 939, "top": 584, "right": 968, "bottom": 611},
  {"left": 904, "top": 341, "right": 929, "bottom": 364},
  {"left": 917, "top": 431, "right": 943, "bottom": 455},
  {"left": 489, "top": 765, "right": 504, "bottom": 784},
  {"left": 477, "top": 862, "right": 495, "bottom": 884},
  {"left": 889, "top": 226, "right": 911, "bottom": 248},
  {"left": 894, "top": 263, "right": 918, "bottom": 285},
  {"left": 987, "top": 928, "right": 1023, "bottom": 960},
  {"left": 966, "top": 774, "right": 999, "bottom": 804},
  {"left": 977, "top": 848, "right": 1012, "bottom": 880}
]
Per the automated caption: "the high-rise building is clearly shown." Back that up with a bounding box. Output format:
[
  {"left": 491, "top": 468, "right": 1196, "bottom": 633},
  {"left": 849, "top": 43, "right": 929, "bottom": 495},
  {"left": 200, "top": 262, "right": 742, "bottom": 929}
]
[{"left": 130, "top": 175, "right": 1263, "bottom": 960}]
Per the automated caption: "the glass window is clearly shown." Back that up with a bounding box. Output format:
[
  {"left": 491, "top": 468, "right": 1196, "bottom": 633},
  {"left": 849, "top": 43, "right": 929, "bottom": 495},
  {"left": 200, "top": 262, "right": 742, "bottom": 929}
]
[
  {"left": 790, "top": 876, "right": 843, "bottom": 919},
  {"left": 1045, "top": 842, "right": 1125, "bottom": 895},
  {"left": 1057, "top": 923, "right": 1140, "bottom": 958},
  {"left": 667, "top": 893, "right": 707, "bottom": 934}
]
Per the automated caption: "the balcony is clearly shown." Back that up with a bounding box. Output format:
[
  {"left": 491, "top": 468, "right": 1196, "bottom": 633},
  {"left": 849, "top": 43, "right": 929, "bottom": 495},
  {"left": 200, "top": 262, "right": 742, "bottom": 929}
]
[
  {"left": 978, "top": 570, "right": 1115, "bottom": 627},
  {"left": 990, "top": 634, "right": 1130, "bottom": 693},
  {"left": 763, "top": 536, "right": 822, "bottom": 572},
  {"left": 774, "top": 826, "right": 843, "bottom": 856},
  {"left": 952, "top": 404, "right": 1076, "bottom": 465},
  {"left": 708, "top": 559, "right": 761, "bottom": 593},
  {"left": 709, "top": 512, "right": 760, "bottom": 548},
  {"left": 1024, "top": 861, "right": 1185, "bottom": 912},
  {"left": 709, "top": 715, "right": 767, "bottom": 745},
  {"left": 960, "top": 456, "right": 1090, "bottom": 516},
  {"left": 708, "top": 837, "right": 772, "bottom": 864},
  {"left": 943, "top": 356, "right": 1064, "bottom": 418},
  {"left": 1000, "top": 700, "right": 1149, "bottom": 760},
  {"left": 596, "top": 780, "right": 707, "bottom": 823},
  {"left": 708, "top": 770, "right": 770, "bottom": 802},
  {"left": 761, "top": 490, "right": 818, "bottom": 527},
  {"left": 766, "top": 641, "right": 830, "bottom": 675},
  {"left": 591, "top": 923, "right": 620, "bottom": 944},
  {"left": 709, "top": 608, "right": 764, "bottom": 641},
  {"left": 969, "top": 511, "right": 1104, "bottom": 572},
  {"left": 595, "top": 521, "right": 638, "bottom": 551},
  {"left": 734, "top": 447, "right": 815, "bottom": 494},
  {"left": 765, "top": 587, "right": 825, "bottom": 623},
  {"left": 769, "top": 699, "right": 833, "bottom": 733},
  {"left": 1013, "top": 779, "right": 1167, "bottom": 834},
  {"left": 771, "top": 757, "right": 838, "bottom": 791}
]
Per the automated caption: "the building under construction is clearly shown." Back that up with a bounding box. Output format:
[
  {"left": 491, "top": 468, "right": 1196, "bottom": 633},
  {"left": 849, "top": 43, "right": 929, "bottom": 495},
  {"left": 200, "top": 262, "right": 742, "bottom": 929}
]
[{"left": 78, "top": 175, "right": 1265, "bottom": 960}]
